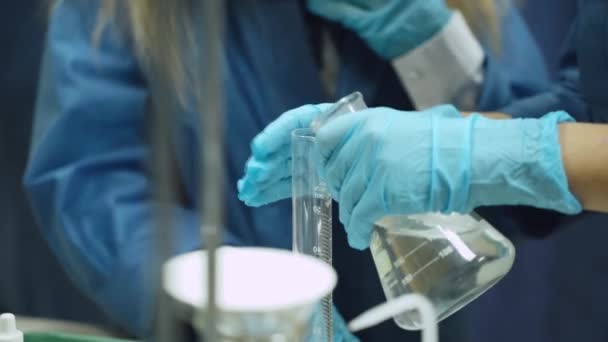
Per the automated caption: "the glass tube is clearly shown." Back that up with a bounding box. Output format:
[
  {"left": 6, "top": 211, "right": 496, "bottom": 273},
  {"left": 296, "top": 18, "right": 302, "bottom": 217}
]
[
  {"left": 292, "top": 128, "right": 333, "bottom": 341},
  {"left": 292, "top": 93, "right": 370, "bottom": 341}
]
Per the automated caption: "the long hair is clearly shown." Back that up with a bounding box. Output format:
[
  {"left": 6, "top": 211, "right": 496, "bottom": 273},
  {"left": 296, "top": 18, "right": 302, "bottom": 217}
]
[
  {"left": 448, "top": 0, "right": 502, "bottom": 46},
  {"left": 95, "top": 1, "right": 196, "bottom": 102},
  {"left": 95, "top": 0, "right": 504, "bottom": 101}
]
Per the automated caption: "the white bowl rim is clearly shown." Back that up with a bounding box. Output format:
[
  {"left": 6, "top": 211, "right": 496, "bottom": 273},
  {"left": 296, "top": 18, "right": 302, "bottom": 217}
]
[{"left": 163, "top": 247, "right": 338, "bottom": 313}]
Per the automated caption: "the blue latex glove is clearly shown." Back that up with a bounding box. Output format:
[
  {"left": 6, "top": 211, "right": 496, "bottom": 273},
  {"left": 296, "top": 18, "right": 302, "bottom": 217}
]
[
  {"left": 307, "top": 0, "right": 452, "bottom": 59},
  {"left": 307, "top": 304, "right": 359, "bottom": 342},
  {"left": 316, "top": 105, "right": 583, "bottom": 250},
  {"left": 238, "top": 103, "right": 332, "bottom": 206},
  {"left": 332, "top": 304, "right": 359, "bottom": 342}
]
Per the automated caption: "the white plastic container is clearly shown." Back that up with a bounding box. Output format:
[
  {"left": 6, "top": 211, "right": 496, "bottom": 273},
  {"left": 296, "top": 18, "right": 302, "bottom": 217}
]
[{"left": 0, "top": 314, "right": 23, "bottom": 342}]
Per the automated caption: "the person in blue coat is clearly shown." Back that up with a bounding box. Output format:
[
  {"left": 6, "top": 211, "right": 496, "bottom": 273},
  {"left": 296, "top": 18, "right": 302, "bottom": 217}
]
[
  {"left": 24, "top": 0, "right": 549, "bottom": 340},
  {"left": 0, "top": 0, "right": 114, "bottom": 328}
]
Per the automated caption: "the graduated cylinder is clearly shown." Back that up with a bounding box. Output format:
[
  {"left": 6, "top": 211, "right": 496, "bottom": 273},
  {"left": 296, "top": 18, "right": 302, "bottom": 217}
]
[{"left": 292, "top": 128, "right": 333, "bottom": 341}]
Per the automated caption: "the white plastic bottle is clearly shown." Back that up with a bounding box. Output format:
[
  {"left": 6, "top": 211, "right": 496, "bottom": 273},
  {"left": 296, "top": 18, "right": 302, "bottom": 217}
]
[{"left": 0, "top": 314, "right": 23, "bottom": 342}]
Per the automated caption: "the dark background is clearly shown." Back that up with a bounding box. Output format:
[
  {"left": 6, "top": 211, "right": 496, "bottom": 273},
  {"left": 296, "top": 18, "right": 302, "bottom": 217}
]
[{"left": 2, "top": 1, "right": 606, "bottom": 341}]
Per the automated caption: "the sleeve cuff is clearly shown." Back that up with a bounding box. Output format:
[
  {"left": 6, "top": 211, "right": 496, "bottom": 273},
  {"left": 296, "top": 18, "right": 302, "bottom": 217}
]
[{"left": 392, "top": 11, "right": 485, "bottom": 110}]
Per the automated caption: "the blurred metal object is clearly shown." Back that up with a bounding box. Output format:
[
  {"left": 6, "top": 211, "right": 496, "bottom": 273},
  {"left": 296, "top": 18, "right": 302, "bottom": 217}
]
[
  {"left": 197, "top": 0, "right": 226, "bottom": 341},
  {"left": 148, "top": 65, "right": 180, "bottom": 342},
  {"left": 148, "top": 0, "right": 226, "bottom": 340},
  {"left": 146, "top": 2, "right": 189, "bottom": 342}
]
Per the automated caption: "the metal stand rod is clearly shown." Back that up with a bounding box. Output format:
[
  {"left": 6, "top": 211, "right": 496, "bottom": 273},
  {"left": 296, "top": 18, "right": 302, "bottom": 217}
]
[
  {"left": 198, "top": 1, "right": 226, "bottom": 341},
  {"left": 148, "top": 2, "right": 188, "bottom": 341},
  {"left": 149, "top": 53, "right": 179, "bottom": 342}
]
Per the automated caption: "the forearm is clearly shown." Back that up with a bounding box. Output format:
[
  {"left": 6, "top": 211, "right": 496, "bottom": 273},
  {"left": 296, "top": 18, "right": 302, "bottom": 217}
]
[
  {"left": 559, "top": 123, "right": 608, "bottom": 212},
  {"left": 463, "top": 111, "right": 511, "bottom": 119}
]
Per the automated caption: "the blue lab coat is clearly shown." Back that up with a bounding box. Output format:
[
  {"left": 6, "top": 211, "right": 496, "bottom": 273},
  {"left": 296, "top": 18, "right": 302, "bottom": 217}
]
[
  {"left": 23, "top": 0, "right": 549, "bottom": 339},
  {"left": 468, "top": 1, "right": 608, "bottom": 341},
  {"left": 0, "top": 1, "right": 113, "bottom": 326},
  {"left": 522, "top": 0, "right": 579, "bottom": 78}
]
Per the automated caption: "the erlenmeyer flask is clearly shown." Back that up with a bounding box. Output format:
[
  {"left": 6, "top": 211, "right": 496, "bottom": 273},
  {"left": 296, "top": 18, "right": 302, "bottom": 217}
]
[{"left": 311, "top": 92, "right": 516, "bottom": 330}]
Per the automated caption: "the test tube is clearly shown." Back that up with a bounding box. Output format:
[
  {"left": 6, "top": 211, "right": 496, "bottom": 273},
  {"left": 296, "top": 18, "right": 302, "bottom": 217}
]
[
  {"left": 292, "top": 128, "right": 333, "bottom": 341},
  {"left": 291, "top": 92, "right": 368, "bottom": 341}
]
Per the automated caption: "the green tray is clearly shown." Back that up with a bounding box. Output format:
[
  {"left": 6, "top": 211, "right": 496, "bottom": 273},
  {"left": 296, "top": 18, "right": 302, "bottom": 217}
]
[{"left": 25, "top": 332, "right": 137, "bottom": 342}]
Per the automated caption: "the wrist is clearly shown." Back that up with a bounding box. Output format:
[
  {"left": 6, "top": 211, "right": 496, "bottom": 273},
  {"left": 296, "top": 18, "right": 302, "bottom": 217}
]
[
  {"left": 469, "top": 113, "right": 582, "bottom": 214},
  {"left": 536, "top": 113, "right": 582, "bottom": 213},
  {"left": 559, "top": 123, "right": 608, "bottom": 212}
]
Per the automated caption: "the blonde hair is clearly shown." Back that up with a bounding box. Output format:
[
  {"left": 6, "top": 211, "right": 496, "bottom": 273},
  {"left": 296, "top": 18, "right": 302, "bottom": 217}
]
[
  {"left": 95, "top": 1, "right": 197, "bottom": 101},
  {"left": 448, "top": 0, "right": 502, "bottom": 46},
  {"left": 95, "top": 0, "right": 503, "bottom": 100}
]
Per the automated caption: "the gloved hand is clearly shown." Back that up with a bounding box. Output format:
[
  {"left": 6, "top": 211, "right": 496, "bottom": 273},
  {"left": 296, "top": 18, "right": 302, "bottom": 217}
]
[
  {"left": 307, "top": 0, "right": 453, "bottom": 59},
  {"left": 238, "top": 104, "right": 332, "bottom": 206},
  {"left": 316, "top": 105, "right": 583, "bottom": 250},
  {"left": 332, "top": 304, "right": 359, "bottom": 342},
  {"left": 307, "top": 304, "right": 359, "bottom": 342}
]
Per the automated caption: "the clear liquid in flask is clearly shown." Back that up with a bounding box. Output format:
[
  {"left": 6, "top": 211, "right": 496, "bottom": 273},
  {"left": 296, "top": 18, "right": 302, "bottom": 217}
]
[{"left": 370, "top": 213, "right": 515, "bottom": 330}]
